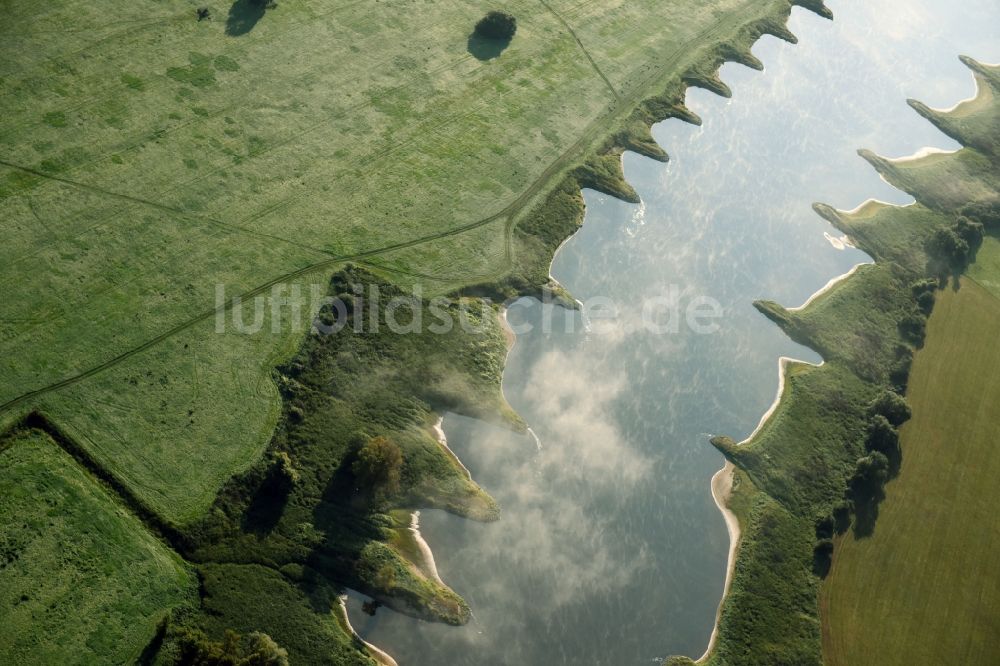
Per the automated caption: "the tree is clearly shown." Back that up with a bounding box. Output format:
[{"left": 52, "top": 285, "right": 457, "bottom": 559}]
[
  {"left": 869, "top": 390, "right": 911, "bottom": 427},
  {"left": 890, "top": 344, "right": 915, "bottom": 393},
  {"left": 898, "top": 312, "right": 926, "bottom": 346},
  {"left": 849, "top": 452, "right": 890, "bottom": 501},
  {"left": 954, "top": 215, "right": 985, "bottom": 252},
  {"left": 270, "top": 451, "right": 299, "bottom": 489},
  {"left": 242, "top": 633, "right": 289, "bottom": 666},
  {"left": 865, "top": 415, "right": 901, "bottom": 472},
  {"left": 911, "top": 276, "right": 938, "bottom": 315},
  {"left": 474, "top": 10, "right": 517, "bottom": 41},
  {"left": 352, "top": 436, "right": 403, "bottom": 503},
  {"left": 927, "top": 226, "right": 969, "bottom": 268},
  {"left": 914, "top": 289, "right": 935, "bottom": 315},
  {"left": 815, "top": 514, "right": 834, "bottom": 539},
  {"left": 174, "top": 628, "right": 289, "bottom": 666},
  {"left": 959, "top": 201, "right": 1000, "bottom": 232}
]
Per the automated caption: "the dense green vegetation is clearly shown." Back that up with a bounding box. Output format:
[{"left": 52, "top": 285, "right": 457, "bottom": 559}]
[
  {"left": 157, "top": 563, "right": 373, "bottom": 666},
  {"left": 474, "top": 10, "right": 518, "bottom": 42},
  {"left": 821, "top": 271, "right": 1000, "bottom": 666},
  {"left": 0, "top": 0, "right": 839, "bottom": 661},
  {"left": 182, "top": 268, "right": 510, "bottom": 628},
  {"left": 0, "top": 429, "right": 195, "bottom": 665},
  {"left": 668, "top": 58, "right": 1000, "bottom": 665}
]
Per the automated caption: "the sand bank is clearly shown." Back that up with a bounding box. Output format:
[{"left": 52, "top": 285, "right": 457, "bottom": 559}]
[{"left": 336, "top": 595, "right": 399, "bottom": 666}]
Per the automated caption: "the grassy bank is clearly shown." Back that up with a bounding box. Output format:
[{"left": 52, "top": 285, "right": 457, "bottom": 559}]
[
  {"left": 667, "top": 58, "right": 1000, "bottom": 665},
  {"left": 0, "top": 430, "right": 195, "bottom": 665},
  {"left": 820, "top": 274, "right": 1000, "bottom": 665}
]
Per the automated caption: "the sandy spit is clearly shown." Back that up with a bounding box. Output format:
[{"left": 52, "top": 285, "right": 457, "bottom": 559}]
[
  {"left": 336, "top": 595, "right": 400, "bottom": 666},
  {"left": 432, "top": 416, "right": 473, "bottom": 480},
  {"left": 696, "top": 461, "right": 740, "bottom": 664},
  {"left": 409, "top": 510, "right": 444, "bottom": 584}
]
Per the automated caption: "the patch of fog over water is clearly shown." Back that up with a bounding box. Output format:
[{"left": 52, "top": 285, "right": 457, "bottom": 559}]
[{"left": 347, "top": 0, "right": 1000, "bottom": 663}]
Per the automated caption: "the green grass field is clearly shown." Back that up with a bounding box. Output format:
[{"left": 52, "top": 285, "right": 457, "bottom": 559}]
[
  {"left": 820, "top": 274, "right": 1000, "bottom": 665},
  {"left": 0, "top": 429, "right": 195, "bottom": 664},
  {"left": 0, "top": 0, "right": 816, "bottom": 528},
  {"left": 1, "top": 0, "right": 845, "bottom": 661},
  {"left": 968, "top": 235, "right": 1000, "bottom": 298}
]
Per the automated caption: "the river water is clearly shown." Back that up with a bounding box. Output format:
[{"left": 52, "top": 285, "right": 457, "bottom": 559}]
[{"left": 347, "top": 0, "right": 1000, "bottom": 663}]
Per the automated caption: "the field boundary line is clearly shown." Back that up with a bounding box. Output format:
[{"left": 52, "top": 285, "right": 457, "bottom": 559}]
[{"left": 537, "top": 0, "right": 621, "bottom": 101}]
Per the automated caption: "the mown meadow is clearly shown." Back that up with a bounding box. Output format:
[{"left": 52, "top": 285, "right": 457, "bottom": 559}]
[{"left": 821, "top": 268, "right": 1000, "bottom": 666}]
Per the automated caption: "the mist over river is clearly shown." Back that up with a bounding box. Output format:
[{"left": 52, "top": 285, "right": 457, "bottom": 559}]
[{"left": 347, "top": 0, "right": 1000, "bottom": 663}]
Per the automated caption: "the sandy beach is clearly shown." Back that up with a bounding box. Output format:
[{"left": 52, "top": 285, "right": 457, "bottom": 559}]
[
  {"left": 888, "top": 145, "right": 958, "bottom": 163},
  {"left": 336, "top": 595, "right": 399, "bottom": 666},
  {"left": 409, "top": 510, "right": 444, "bottom": 584},
  {"left": 431, "top": 416, "right": 473, "bottom": 481},
  {"left": 697, "top": 461, "right": 740, "bottom": 664},
  {"left": 786, "top": 264, "right": 865, "bottom": 313}
]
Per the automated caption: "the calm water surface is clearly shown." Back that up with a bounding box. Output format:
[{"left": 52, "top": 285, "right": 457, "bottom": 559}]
[{"left": 348, "top": 0, "right": 1000, "bottom": 663}]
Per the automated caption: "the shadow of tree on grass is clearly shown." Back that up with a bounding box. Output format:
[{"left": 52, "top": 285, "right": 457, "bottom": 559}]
[{"left": 467, "top": 33, "right": 512, "bottom": 61}]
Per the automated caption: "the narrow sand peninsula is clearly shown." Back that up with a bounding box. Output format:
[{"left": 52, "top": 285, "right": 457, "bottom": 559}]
[
  {"left": 409, "top": 510, "right": 444, "bottom": 584},
  {"left": 336, "top": 596, "right": 399, "bottom": 666},
  {"left": 432, "top": 417, "right": 472, "bottom": 480},
  {"left": 697, "top": 461, "right": 740, "bottom": 664}
]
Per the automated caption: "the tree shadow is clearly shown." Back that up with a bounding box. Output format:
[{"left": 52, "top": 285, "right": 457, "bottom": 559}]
[
  {"left": 812, "top": 542, "right": 834, "bottom": 578},
  {"left": 887, "top": 446, "right": 903, "bottom": 479},
  {"left": 241, "top": 470, "right": 292, "bottom": 534},
  {"left": 851, "top": 487, "right": 885, "bottom": 538},
  {"left": 226, "top": 0, "right": 266, "bottom": 36},
  {"left": 467, "top": 33, "right": 512, "bottom": 61}
]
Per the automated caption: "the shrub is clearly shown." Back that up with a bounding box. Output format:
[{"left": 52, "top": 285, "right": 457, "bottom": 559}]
[
  {"left": 898, "top": 312, "right": 926, "bottom": 346},
  {"left": 815, "top": 514, "right": 835, "bottom": 539},
  {"left": 174, "top": 627, "right": 289, "bottom": 666},
  {"left": 954, "top": 215, "right": 985, "bottom": 251},
  {"left": 869, "top": 390, "right": 912, "bottom": 427},
  {"left": 865, "top": 415, "right": 901, "bottom": 475},
  {"left": 849, "top": 452, "right": 890, "bottom": 501},
  {"left": 927, "top": 226, "right": 969, "bottom": 268},
  {"left": 959, "top": 201, "right": 1000, "bottom": 231},
  {"left": 474, "top": 10, "right": 517, "bottom": 40},
  {"left": 832, "top": 500, "right": 853, "bottom": 534}
]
